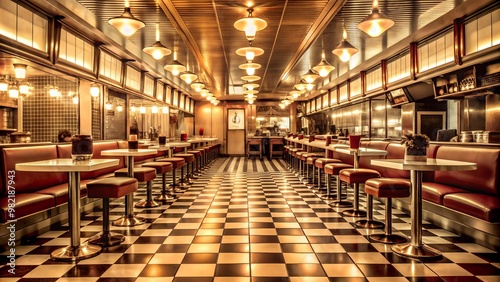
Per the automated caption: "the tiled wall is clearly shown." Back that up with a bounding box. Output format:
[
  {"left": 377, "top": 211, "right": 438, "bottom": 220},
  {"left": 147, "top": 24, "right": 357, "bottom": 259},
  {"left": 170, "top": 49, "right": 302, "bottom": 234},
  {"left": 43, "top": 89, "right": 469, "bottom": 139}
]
[
  {"left": 91, "top": 96, "right": 101, "bottom": 140},
  {"left": 22, "top": 76, "right": 78, "bottom": 142}
]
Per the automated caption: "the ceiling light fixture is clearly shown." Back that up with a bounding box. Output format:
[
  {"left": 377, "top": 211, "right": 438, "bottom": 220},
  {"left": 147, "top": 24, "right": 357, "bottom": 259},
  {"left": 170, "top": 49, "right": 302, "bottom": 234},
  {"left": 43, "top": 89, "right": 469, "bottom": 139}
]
[
  {"left": 200, "top": 88, "right": 209, "bottom": 97},
  {"left": 234, "top": 8, "right": 267, "bottom": 43},
  {"left": 243, "top": 83, "right": 259, "bottom": 91},
  {"left": 108, "top": 2, "right": 145, "bottom": 37},
  {"left": 313, "top": 35, "right": 335, "bottom": 77},
  {"left": 13, "top": 64, "right": 27, "bottom": 79},
  {"left": 191, "top": 81, "right": 205, "bottom": 92},
  {"left": 206, "top": 92, "right": 213, "bottom": 100},
  {"left": 301, "top": 69, "right": 319, "bottom": 84},
  {"left": 151, "top": 105, "right": 158, "bottom": 114},
  {"left": 143, "top": 23, "right": 172, "bottom": 60},
  {"left": 332, "top": 22, "right": 359, "bottom": 62},
  {"left": 294, "top": 80, "right": 309, "bottom": 91},
  {"left": 139, "top": 105, "right": 146, "bottom": 114},
  {"left": 243, "top": 89, "right": 258, "bottom": 95},
  {"left": 290, "top": 90, "right": 302, "bottom": 99},
  {"left": 241, "top": 75, "right": 261, "bottom": 82},
  {"left": 19, "top": 81, "right": 30, "bottom": 95},
  {"left": 357, "top": 0, "right": 394, "bottom": 37},
  {"left": 236, "top": 46, "right": 264, "bottom": 61},
  {"left": 180, "top": 71, "right": 197, "bottom": 84},
  {"left": 164, "top": 53, "right": 187, "bottom": 76},
  {"left": 239, "top": 62, "right": 261, "bottom": 76}
]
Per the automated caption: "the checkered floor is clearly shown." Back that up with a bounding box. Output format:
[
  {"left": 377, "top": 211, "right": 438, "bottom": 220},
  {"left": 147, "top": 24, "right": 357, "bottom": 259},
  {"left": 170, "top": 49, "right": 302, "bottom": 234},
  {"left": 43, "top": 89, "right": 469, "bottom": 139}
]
[{"left": 1, "top": 157, "right": 499, "bottom": 281}]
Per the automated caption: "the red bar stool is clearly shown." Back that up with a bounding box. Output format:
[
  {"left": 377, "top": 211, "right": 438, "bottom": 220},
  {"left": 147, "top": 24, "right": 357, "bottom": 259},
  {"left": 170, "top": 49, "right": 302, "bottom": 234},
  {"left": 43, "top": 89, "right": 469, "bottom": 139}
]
[
  {"left": 174, "top": 153, "right": 195, "bottom": 186},
  {"left": 315, "top": 158, "right": 342, "bottom": 189},
  {"left": 141, "top": 161, "right": 173, "bottom": 202},
  {"left": 156, "top": 157, "right": 186, "bottom": 193},
  {"left": 324, "top": 163, "right": 354, "bottom": 202},
  {"left": 365, "top": 178, "right": 410, "bottom": 243},
  {"left": 115, "top": 167, "right": 158, "bottom": 208},
  {"left": 295, "top": 151, "right": 308, "bottom": 178},
  {"left": 304, "top": 153, "right": 323, "bottom": 185},
  {"left": 338, "top": 168, "right": 381, "bottom": 217},
  {"left": 87, "top": 177, "right": 138, "bottom": 247},
  {"left": 186, "top": 149, "right": 203, "bottom": 178}
]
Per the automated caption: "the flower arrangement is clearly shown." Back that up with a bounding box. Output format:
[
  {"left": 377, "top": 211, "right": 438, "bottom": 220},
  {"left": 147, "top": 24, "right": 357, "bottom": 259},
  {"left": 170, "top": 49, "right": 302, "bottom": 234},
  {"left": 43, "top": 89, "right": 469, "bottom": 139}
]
[
  {"left": 401, "top": 133, "right": 430, "bottom": 161},
  {"left": 401, "top": 133, "right": 430, "bottom": 149}
]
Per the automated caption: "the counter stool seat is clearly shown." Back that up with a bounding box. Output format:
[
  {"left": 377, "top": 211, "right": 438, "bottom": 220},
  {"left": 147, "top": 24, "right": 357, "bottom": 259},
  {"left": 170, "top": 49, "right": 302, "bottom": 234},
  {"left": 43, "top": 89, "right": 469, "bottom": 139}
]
[
  {"left": 115, "top": 167, "right": 158, "bottom": 208},
  {"left": 366, "top": 178, "right": 410, "bottom": 244},
  {"left": 339, "top": 168, "right": 380, "bottom": 217},
  {"left": 87, "top": 177, "right": 138, "bottom": 247},
  {"left": 315, "top": 158, "right": 342, "bottom": 168},
  {"left": 142, "top": 162, "right": 173, "bottom": 203},
  {"left": 174, "top": 153, "right": 195, "bottom": 163}
]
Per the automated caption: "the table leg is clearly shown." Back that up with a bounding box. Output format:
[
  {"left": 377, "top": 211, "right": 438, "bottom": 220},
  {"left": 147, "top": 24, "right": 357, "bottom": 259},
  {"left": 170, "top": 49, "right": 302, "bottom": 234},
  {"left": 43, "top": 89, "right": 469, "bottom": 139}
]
[
  {"left": 113, "top": 156, "right": 144, "bottom": 226},
  {"left": 391, "top": 170, "right": 442, "bottom": 259},
  {"left": 50, "top": 172, "right": 101, "bottom": 261}
]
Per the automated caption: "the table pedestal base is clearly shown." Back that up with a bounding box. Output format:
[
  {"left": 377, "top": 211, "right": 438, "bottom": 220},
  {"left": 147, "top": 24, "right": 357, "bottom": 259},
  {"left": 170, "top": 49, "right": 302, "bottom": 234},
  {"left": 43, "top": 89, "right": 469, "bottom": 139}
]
[
  {"left": 330, "top": 200, "right": 353, "bottom": 208},
  {"left": 113, "top": 215, "right": 144, "bottom": 227},
  {"left": 370, "top": 234, "right": 408, "bottom": 244},
  {"left": 355, "top": 219, "right": 385, "bottom": 229},
  {"left": 155, "top": 193, "right": 175, "bottom": 202},
  {"left": 88, "top": 232, "right": 125, "bottom": 247},
  {"left": 135, "top": 200, "right": 161, "bottom": 208},
  {"left": 391, "top": 243, "right": 442, "bottom": 259},
  {"left": 50, "top": 242, "right": 101, "bottom": 262}
]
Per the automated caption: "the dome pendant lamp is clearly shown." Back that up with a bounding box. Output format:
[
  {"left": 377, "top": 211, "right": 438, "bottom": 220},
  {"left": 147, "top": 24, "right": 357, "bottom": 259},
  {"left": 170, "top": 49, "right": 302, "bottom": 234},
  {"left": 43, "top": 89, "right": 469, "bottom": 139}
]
[
  {"left": 357, "top": 0, "right": 394, "bottom": 37},
  {"left": 108, "top": 2, "right": 145, "bottom": 37},
  {"left": 236, "top": 46, "right": 264, "bottom": 61},
  {"left": 234, "top": 8, "right": 267, "bottom": 43},
  {"left": 312, "top": 36, "right": 335, "bottom": 77},
  {"left": 143, "top": 23, "right": 171, "bottom": 60},
  {"left": 332, "top": 22, "right": 358, "bottom": 62},
  {"left": 164, "top": 53, "right": 187, "bottom": 76}
]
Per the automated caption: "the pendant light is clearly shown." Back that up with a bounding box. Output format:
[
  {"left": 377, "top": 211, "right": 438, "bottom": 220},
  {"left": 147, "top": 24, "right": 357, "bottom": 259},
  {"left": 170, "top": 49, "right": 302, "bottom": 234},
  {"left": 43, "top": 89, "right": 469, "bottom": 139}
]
[
  {"left": 151, "top": 104, "right": 158, "bottom": 114},
  {"left": 236, "top": 46, "right": 264, "bottom": 61},
  {"left": 243, "top": 83, "right": 259, "bottom": 91},
  {"left": 191, "top": 81, "right": 205, "bottom": 92},
  {"left": 90, "top": 82, "right": 100, "bottom": 97},
  {"left": 234, "top": 8, "right": 267, "bottom": 43},
  {"left": 301, "top": 69, "right": 319, "bottom": 84},
  {"left": 143, "top": 23, "right": 171, "bottom": 60},
  {"left": 164, "top": 52, "right": 186, "bottom": 76},
  {"left": 241, "top": 75, "right": 261, "bottom": 82},
  {"left": 116, "top": 104, "right": 123, "bottom": 112},
  {"left": 105, "top": 99, "right": 113, "bottom": 110},
  {"left": 357, "top": 0, "right": 394, "bottom": 37},
  {"left": 200, "top": 88, "right": 209, "bottom": 97},
  {"left": 108, "top": 2, "right": 145, "bottom": 37},
  {"left": 332, "top": 21, "right": 358, "bottom": 62},
  {"left": 239, "top": 62, "right": 261, "bottom": 76},
  {"left": 180, "top": 52, "right": 197, "bottom": 84},
  {"left": 313, "top": 35, "right": 335, "bottom": 77}
]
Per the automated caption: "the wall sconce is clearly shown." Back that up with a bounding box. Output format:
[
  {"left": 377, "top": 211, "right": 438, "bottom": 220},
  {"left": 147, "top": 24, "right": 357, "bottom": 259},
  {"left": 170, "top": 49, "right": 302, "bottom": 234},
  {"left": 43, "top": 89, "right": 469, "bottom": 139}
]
[
  {"left": 139, "top": 105, "right": 146, "bottom": 113},
  {"left": 0, "top": 76, "right": 9, "bottom": 92},
  {"left": 49, "top": 85, "right": 61, "bottom": 98},
  {"left": 13, "top": 64, "right": 27, "bottom": 79},
  {"left": 19, "top": 81, "right": 30, "bottom": 96},
  {"left": 162, "top": 106, "right": 168, "bottom": 114},
  {"left": 130, "top": 104, "right": 136, "bottom": 112},
  {"left": 105, "top": 99, "right": 113, "bottom": 110},
  {"left": 151, "top": 105, "right": 158, "bottom": 114},
  {"left": 72, "top": 94, "right": 79, "bottom": 104},
  {"left": 90, "top": 83, "right": 100, "bottom": 97},
  {"left": 8, "top": 83, "right": 19, "bottom": 99},
  {"left": 116, "top": 104, "right": 123, "bottom": 112}
]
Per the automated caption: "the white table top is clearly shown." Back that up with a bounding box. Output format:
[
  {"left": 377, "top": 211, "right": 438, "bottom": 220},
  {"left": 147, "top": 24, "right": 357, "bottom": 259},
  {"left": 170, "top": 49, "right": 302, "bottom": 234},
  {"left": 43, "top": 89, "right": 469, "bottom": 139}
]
[
  {"left": 149, "top": 145, "right": 171, "bottom": 151},
  {"left": 101, "top": 149, "right": 157, "bottom": 157},
  {"left": 167, "top": 142, "right": 191, "bottom": 147},
  {"left": 16, "top": 158, "right": 119, "bottom": 172},
  {"left": 335, "top": 147, "right": 388, "bottom": 157},
  {"left": 371, "top": 158, "right": 477, "bottom": 171}
]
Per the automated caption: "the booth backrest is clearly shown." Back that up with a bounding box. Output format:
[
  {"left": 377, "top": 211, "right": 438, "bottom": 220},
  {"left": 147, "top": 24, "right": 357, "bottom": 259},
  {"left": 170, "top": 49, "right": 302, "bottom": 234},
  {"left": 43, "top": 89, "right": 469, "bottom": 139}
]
[
  {"left": 2, "top": 145, "right": 67, "bottom": 195},
  {"left": 57, "top": 141, "right": 125, "bottom": 180},
  {"left": 380, "top": 144, "right": 410, "bottom": 178},
  {"left": 434, "top": 146, "right": 500, "bottom": 196}
]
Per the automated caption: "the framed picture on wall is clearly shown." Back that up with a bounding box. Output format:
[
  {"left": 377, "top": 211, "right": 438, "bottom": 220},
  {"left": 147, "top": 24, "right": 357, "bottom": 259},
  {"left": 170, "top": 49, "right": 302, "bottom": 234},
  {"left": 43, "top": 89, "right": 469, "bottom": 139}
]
[{"left": 228, "top": 108, "right": 245, "bottom": 130}]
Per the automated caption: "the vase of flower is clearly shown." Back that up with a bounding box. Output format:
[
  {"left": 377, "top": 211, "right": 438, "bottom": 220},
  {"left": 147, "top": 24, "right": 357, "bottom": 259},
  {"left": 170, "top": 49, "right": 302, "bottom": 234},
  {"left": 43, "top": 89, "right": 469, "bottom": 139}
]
[{"left": 401, "top": 133, "right": 430, "bottom": 162}]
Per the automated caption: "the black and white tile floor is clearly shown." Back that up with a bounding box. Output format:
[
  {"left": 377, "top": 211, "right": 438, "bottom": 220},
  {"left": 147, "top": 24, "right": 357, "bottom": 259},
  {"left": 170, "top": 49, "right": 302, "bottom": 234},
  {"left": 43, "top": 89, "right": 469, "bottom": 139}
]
[{"left": 1, "top": 157, "right": 499, "bottom": 281}]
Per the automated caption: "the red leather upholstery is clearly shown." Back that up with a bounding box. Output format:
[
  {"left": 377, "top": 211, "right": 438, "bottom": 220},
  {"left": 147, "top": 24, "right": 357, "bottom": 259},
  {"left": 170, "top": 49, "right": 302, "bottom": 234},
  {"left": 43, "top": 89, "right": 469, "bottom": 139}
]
[
  {"left": 443, "top": 193, "right": 500, "bottom": 222},
  {"left": 142, "top": 162, "right": 173, "bottom": 174},
  {"left": 422, "top": 182, "right": 469, "bottom": 204},
  {"left": 87, "top": 177, "right": 138, "bottom": 199},
  {"left": 315, "top": 158, "right": 342, "bottom": 169},
  {"left": 3, "top": 146, "right": 67, "bottom": 193},
  {"left": 174, "top": 153, "right": 195, "bottom": 163},
  {"left": 306, "top": 156, "right": 321, "bottom": 165},
  {"left": 365, "top": 178, "right": 411, "bottom": 198},
  {"left": 339, "top": 168, "right": 380, "bottom": 184},
  {"left": 156, "top": 157, "right": 185, "bottom": 168},
  {"left": 0, "top": 193, "right": 55, "bottom": 223},
  {"left": 324, "top": 163, "right": 353, "bottom": 175},
  {"left": 115, "top": 167, "right": 156, "bottom": 182},
  {"left": 186, "top": 150, "right": 202, "bottom": 157}
]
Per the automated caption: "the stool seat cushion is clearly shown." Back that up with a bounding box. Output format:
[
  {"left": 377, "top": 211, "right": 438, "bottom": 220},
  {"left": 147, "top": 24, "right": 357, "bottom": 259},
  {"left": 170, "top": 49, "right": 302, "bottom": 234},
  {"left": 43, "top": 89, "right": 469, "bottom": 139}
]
[
  {"left": 302, "top": 153, "right": 322, "bottom": 161},
  {"left": 156, "top": 157, "right": 185, "bottom": 168},
  {"left": 174, "top": 153, "right": 195, "bottom": 163},
  {"left": 324, "top": 163, "right": 353, "bottom": 175},
  {"left": 87, "top": 177, "right": 138, "bottom": 199},
  {"left": 186, "top": 150, "right": 202, "bottom": 157},
  {"left": 115, "top": 167, "right": 156, "bottom": 182},
  {"left": 339, "top": 168, "right": 380, "bottom": 184},
  {"left": 365, "top": 178, "right": 410, "bottom": 198},
  {"left": 315, "top": 158, "right": 342, "bottom": 168},
  {"left": 306, "top": 156, "right": 321, "bottom": 164},
  {"left": 142, "top": 162, "right": 173, "bottom": 174}
]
